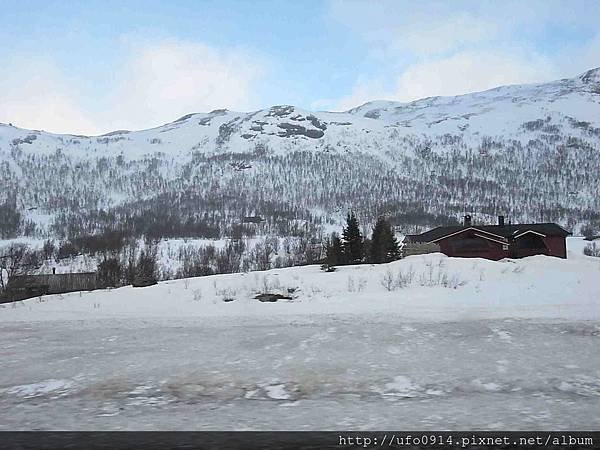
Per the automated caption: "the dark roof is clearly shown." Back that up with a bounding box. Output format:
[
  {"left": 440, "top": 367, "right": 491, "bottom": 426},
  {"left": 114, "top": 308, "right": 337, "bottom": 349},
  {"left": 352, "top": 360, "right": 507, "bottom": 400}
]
[{"left": 405, "top": 223, "right": 571, "bottom": 243}]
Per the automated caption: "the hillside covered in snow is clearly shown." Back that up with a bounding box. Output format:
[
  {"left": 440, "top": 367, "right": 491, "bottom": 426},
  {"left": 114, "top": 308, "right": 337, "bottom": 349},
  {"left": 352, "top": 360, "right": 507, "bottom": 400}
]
[{"left": 1, "top": 67, "right": 600, "bottom": 245}]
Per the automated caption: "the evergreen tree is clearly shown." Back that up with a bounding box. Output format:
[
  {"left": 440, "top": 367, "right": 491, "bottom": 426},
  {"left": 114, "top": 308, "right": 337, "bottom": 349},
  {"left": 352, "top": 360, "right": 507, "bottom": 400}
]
[
  {"left": 370, "top": 216, "right": 400, "bottom": 263},
  {"left": 342, "top": 211, "right": 363, "bottom": 264},
  {"left": 362, "top": 237, "right": 372, "bottom": 263},
  {"left": 133, "top": 246, "right": 158, "bottom": 287},
  {"left": 324, "top": 232, "right": 344, "bottom": 266},
  {"left": 97, "top": 257, "right": 123, "bottom": 288},
  {"left": 0, "top": 202, "right": 21, "bottom": 239},
  {"left": 42, "top": 239, "right": 56, "bottom": 261}
]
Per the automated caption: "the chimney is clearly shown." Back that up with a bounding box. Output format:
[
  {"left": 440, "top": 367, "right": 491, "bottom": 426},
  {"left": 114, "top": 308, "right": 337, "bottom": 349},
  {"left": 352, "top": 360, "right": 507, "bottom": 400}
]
[
  {"left": 463, "top": 215, "right": 472, "bottom": 227},
  {"left": 498, "top": 215, "right": 505, "bottom": 227}
]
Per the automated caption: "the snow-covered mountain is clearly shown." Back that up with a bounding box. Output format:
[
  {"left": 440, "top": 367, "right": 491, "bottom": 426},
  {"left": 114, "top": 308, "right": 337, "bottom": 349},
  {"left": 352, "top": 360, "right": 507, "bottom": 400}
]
[
  {"left": 1, "top": 67, "right": 600, "bottom": 241},
  {"left": 349, "top": 67, "right": 600, "bottom": 136},
  {"left": 4, "top": 67, "right": 600, "bottom": 154}
]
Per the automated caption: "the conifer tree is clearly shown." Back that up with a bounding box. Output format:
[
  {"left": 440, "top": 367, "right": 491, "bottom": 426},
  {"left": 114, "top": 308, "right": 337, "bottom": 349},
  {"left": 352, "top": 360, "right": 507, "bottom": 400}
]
[
  {"left": 97, "top": 257, "right": 123, "bottom": 288},
  {"left": 370, "top": 216, "right": 400, "bottom": 263},
  {"left": 342, "top": 211, "right": 363, "bottom": 264},
  {"left": 325, "top": 232, "right": 344, "bottom": 266},
  {"left": 133, "top": 245, "right": 158, "bottom": 287}
]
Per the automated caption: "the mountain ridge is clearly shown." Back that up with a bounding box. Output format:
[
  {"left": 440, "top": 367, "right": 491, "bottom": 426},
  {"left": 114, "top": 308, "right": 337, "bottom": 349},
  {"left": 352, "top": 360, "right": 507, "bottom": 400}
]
[{"left": 2, "top": 66, "right": 599, "bottom": 138}]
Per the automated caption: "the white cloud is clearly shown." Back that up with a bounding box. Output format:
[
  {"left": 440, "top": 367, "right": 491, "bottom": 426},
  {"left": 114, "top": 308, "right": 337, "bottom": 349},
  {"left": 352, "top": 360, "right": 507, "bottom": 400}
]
[
  {"left": 0, "top": 39, "right": 266, "bottom": 135},
  {"left": 328, "top": 1, "right": 500, "bottom": 58},
  {"left": 0, "top": 61, "right": 101, "bottom": 135},
  {"left": 106, "top": 39, "right": 265, "bottom": 131},
  {"left": 329, "top": 0, "right": 600, "bottom": 109},
  {"left": 329, "top": 0, "right": 600, "bottom": 57},
  {"left": 392, "top": 13, "right": 494, "bottom": 55},
  {"left": 333, "top": 51, "right": 557, "bottom": 110},
  {"left": 332, "top": 78, "right": 392, "bottom": 111},
  {"left": 554, "top": 32, "right": 600, "bottom": 77},
  {"left": 392, "top": 51, "right": 556, "bottom": 101}
]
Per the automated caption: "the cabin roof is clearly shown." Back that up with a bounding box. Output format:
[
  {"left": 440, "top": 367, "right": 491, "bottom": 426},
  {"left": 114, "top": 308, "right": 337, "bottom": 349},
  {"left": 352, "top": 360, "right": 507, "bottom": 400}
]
[{"left": 405, "top": 223, "right": 571, "bottom": 243}]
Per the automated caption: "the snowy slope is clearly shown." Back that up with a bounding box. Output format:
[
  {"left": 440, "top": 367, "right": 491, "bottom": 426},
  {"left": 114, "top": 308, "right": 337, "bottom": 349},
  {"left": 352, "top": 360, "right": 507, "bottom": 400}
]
[
  {"left": 2, "top": 238, "right": 599, "bottom": 322},
  {"left": 349, "top": 68, "right": 600, "bottom": 138}
]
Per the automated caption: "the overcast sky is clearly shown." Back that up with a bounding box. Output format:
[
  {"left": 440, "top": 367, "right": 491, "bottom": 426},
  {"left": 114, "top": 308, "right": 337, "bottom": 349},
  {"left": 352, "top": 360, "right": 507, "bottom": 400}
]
[{"left": 1, "top": 0, "right": 599, "bottom": 135}]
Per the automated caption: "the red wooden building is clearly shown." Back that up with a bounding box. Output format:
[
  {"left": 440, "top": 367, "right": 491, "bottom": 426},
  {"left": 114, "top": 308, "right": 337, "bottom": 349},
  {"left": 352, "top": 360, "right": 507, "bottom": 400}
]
[{"left": 404, "top": 216, "right": 571, "bottom": 260}]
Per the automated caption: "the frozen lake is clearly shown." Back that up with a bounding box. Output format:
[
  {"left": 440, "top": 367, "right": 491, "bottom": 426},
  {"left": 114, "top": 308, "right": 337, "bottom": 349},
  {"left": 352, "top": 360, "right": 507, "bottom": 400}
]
[{"left": 1, "top": 315, "right": 599, "bottom": 430}]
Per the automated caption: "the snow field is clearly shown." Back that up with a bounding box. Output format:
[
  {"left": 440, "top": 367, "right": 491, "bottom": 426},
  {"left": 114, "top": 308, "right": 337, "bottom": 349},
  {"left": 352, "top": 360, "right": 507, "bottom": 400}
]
[{"left": 1, "top": 237, "right": 599, "bottom": 429}]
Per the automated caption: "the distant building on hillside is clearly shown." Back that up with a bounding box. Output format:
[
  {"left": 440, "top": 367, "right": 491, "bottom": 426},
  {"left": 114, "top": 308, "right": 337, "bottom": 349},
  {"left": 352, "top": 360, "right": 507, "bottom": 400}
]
[
  {"left": 403, "top": 215, "right": 571, "bottom": 260},
  {"left": 242, "top": 216, "right": 264, "bottom": 224}
]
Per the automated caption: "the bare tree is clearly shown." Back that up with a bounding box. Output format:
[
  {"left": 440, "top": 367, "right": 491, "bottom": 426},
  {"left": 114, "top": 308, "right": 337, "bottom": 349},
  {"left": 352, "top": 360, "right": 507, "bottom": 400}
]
[
  {"left": 215, "top": 241, "right": 243, "bottom": 274},
  {"left": 251, "top": 239, "right": 274, "bottom": 271},
  {"left": 0, "top": 244, "right": 32, "bottom": 292}
]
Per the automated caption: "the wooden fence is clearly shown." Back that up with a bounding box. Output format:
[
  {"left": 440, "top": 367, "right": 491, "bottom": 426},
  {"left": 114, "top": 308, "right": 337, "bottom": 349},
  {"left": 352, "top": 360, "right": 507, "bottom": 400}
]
[{"left": 1, "top": 273, "right": 98, "bottom": 303}]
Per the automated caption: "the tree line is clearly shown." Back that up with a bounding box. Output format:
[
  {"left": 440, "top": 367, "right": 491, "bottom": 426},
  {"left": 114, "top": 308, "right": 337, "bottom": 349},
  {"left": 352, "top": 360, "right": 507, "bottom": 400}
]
[
  {"left": 0, "top": 210, "right": 404, "bottom": 298},
  {"left": 322, "top": 212, "right": 400, "bottom": 270}
]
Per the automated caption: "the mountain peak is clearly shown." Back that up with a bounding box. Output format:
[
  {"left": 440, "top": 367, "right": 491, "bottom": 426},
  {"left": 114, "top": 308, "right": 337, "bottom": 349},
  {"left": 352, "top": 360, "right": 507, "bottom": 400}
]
[{"left": 580, "top": 67, "right": 600, "bottom": 84}]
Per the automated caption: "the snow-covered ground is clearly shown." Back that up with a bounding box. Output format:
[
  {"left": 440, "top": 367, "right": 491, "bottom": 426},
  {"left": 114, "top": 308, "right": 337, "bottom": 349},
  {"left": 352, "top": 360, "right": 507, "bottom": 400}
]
[{"left": 1, "top": 238, "right": 599, "bottom": 429}]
